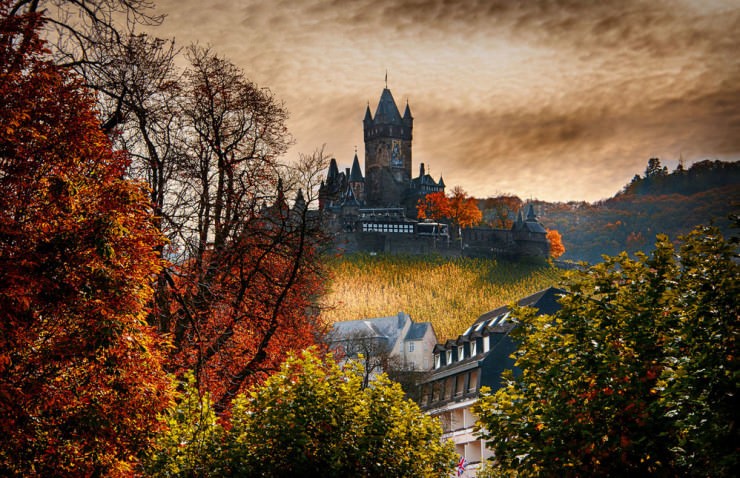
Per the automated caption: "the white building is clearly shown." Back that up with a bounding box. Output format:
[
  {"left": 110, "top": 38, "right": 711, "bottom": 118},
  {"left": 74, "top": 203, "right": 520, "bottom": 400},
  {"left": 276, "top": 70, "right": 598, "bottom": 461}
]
[
  {"left": 328, "top": 312, "right": 437, "bottom": 383},
  {"left": 419, "top": 287, "right": 565, "bottom": 476}
]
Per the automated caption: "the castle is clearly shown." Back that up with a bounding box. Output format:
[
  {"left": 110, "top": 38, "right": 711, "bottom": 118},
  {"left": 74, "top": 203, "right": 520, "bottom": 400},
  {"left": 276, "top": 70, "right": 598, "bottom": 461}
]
[
  {"left": 319, "top": 86, "right": 549, "bottom": 258},
  {"left": 319, "top": 87, "right": 445, "bottom": 214}
]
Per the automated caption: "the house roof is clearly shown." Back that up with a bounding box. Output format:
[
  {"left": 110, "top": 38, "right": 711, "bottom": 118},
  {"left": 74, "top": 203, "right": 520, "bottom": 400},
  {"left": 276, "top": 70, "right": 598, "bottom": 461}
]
[
  {"left": 330, "top": 312, "right": 410, "bottom": 348},
  {"left": 472, "top": 286, "right": 565, "bottom": 328},
  {"left": 405, "top": 322, "right": 431, "bottom": 341},
  {"left": 422, "top": 287, "right": 566, "bottom": 404}
]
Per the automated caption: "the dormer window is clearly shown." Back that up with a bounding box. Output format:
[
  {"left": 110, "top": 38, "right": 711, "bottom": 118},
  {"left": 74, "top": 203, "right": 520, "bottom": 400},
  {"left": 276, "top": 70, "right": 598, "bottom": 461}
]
[
  {"left": 446, "top": 349, "right": 452, "bottom": 365},
  {"left": 470, "top": 340, "right": 477, "bottom": 356},
  {"left": 458, "top": 345, "right": 464, "bottom": 360},
  {"left": 483, "top": 335, "right": 490, "bottom": 353},
  {"left": 434, "top": 353, "right": 440, "bottom": 369}
]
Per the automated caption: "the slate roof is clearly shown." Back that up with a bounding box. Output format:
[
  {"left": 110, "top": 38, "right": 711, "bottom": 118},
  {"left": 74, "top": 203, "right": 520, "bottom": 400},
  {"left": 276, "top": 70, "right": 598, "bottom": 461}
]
[
  {"left": 349, "top": 153, "right": 364, "bottom": 182},
  {"left": 330, "top": 312, "right": 410, "bottom": 349},
  {"left": 427, "top": 287, "right": 566, "bottom": 377},
  {"left": 372, "top": 88, "right": 403, "bottom": 125},
  {"left": 472, "top": 286, "right": 565, "bottom": 327},
  {"left": 405, "top": 322, "right": 431, "bottom": 341}
]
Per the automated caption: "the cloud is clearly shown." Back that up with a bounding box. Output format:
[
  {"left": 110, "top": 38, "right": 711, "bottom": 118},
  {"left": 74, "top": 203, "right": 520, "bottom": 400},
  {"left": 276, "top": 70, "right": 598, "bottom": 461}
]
[{"left": 149, "top": 0, "right": 740, "bottom": 201}]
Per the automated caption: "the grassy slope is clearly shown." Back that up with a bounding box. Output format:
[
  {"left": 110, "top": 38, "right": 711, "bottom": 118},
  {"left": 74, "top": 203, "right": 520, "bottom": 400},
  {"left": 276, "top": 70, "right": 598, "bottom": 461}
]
[{"left": 321, "top": 254, "right": 563, "bottom": 340}]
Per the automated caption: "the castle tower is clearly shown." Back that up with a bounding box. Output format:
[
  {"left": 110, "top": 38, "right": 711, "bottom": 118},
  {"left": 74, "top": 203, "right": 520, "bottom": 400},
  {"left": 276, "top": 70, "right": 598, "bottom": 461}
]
[{"left": 363, "top": 87, "right": 413, "bottom": 206}]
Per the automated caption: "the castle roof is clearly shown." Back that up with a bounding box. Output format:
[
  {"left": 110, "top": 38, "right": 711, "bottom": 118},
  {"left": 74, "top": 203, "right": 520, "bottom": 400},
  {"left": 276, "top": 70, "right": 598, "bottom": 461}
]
[
  {"left": 350, "top": 153, "right": 364, "bottom": 182},
  {"left": 327, "top": 157, "right": 339, "bottom": 181},
  {"left": 342, "top": 182, "right": 361, "bottom": 207},
  {"left": 373, "top": 88, "right": 403, "bottom": 125},
  {"left": 403, "top": 101, "right": 413, "bottom": 120}
]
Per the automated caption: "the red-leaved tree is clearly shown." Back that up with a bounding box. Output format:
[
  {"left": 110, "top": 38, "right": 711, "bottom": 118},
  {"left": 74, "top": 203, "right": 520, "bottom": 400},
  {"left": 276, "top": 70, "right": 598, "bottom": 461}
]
[{"left": 0, "top": 4, "right": 171, "bottom": 475}]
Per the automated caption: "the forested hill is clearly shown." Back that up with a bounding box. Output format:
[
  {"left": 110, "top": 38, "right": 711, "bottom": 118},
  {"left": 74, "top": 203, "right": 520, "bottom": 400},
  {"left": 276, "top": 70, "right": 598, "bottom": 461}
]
[{"left": 534, "top": 159, "right": 739, "bottom": 264}]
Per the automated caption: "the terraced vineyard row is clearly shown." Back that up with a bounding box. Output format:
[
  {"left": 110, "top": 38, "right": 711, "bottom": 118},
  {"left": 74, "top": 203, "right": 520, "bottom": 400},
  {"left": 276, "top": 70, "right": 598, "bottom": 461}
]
[{"left": 321, "top": 254, "right": 563, "bottom": 340}]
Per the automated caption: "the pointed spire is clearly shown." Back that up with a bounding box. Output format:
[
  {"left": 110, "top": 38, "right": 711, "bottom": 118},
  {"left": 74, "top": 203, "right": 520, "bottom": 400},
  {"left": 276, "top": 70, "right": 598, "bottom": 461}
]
[
  {"left": 517, "top": 210, "right": 524, "bottom": 224},
  {"left": 526, "top": 204, "right": 537, "bottom": 221},
  {"left": 350, "top": 152, "right": 364, "bottom": 182},
  {"left": 438, "top": 175, "right": 445, "bottom": 187},
  {"left": 364, "top": 103, "right": 372, "bottom": 124},
  {"left": 327, "top": 157, "right": 339, "bottom": 181},
  {"left": 403, "top": 100, "right": 413, "bottom": 120},
  {"left": 373, "top": 88, "right": 403, "bottom": 125}
]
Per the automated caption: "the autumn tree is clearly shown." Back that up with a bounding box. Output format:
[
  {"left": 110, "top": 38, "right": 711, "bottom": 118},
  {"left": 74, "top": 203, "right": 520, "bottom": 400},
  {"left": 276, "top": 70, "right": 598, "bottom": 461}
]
[
  {"left": 474, "top": 226, "right": 738, "bottom": 477},
  {"left": 546, "top": 228, "right": 565, "bottom": 258},
  {"left": 7, "top": 0, "right": 167, "bottom": 133},
  {"left": 147, "top": 349, "right": 456, "bottom": 477},
  {"left": 480, "top": 194, "right": 523, "bottom": 228},
  {"left": 447, "top": 185, "right": 483, "bottom": 232},
  {"left": 416, "top": 190, "right": 450, "bottom": 221},
  {"left": 0, "top": 5, "right": 172, "bottom": 475},
  {"left": 417, "top": 186, "right": 482, "bottom": 236},
  {"left": 140, "top": 46, "right": 330, "bottom": 411}
]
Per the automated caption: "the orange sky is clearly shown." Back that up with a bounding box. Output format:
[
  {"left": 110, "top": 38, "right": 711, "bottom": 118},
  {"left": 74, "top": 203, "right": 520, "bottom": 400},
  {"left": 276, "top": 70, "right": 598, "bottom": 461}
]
[{"left": 149, "top": 0, "right": 739, "bottom": 202}]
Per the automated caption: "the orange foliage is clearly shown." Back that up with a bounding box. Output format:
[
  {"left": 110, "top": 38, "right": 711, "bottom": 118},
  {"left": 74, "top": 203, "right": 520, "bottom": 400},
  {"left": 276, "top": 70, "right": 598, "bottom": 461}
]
[
  {"left": 416, "top": 191, "right": 450, "bottom": 221},
  {"left": 417, "top": 186, "right": 482, "bottom": 232},
  {"left": 546, "top": 229, "right": 566, "bottom": 258},
  {"left": 0, "top": 5, "right": 171, "bottom": 475},
  {"left": 448, "top": 186, "right": 483, "bottom": 230}
]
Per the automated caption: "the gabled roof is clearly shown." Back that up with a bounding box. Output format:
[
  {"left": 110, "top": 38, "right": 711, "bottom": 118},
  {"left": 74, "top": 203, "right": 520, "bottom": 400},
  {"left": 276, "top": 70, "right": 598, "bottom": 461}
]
[
  {"left": 373, "top": 88, "right": 403, "bottom": 125},
  {"left": 405, "top": 322, "right": 431, "bottom": 341},
  {"left": 423, "top": 287, "right": 567, "bottom": 400},
  {"left": 472, "top": 286, "right": 566, "bottom": 328},
  {"left": 342, "top": 183, "right": 360, "bottom": 207},
  {"left": 330, "top": 312, "right": 411, "bottom": 349}
]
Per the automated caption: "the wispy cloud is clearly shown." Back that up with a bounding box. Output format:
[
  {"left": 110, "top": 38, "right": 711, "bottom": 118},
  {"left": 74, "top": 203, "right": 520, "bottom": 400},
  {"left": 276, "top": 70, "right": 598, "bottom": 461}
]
[{"left": 151, "top": 0, "right": 740, "bottom": 201}]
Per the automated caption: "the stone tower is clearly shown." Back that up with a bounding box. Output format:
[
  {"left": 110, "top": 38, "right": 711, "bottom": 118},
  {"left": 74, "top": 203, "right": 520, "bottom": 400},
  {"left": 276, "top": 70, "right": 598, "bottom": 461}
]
[{"left": 363, "top": 87, "right": 413, "bottom": 206}]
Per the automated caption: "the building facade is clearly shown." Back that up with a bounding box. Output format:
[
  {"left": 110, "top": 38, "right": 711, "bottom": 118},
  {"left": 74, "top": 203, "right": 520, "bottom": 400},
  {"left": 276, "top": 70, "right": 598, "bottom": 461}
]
[
  {"left": 419, "top": 287, "right": 565, "bottom": 476},
  {"left": 327, "top": 312, "right": 438, "bottom": 391}
]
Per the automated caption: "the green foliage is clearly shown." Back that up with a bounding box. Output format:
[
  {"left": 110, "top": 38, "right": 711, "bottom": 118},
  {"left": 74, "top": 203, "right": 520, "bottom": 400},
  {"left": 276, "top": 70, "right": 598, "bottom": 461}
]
[
  {"left": 474, "top": 226, "right": 738, "bottom": 477},
  {"left": 146, "top": 350, "right": 456, "bottom": 477},
  {"left": 144, "top": 372, "right": 225, "bottom": 477},
  {"left": 323, "top": 254, "right": 562, "bottom": 340}
]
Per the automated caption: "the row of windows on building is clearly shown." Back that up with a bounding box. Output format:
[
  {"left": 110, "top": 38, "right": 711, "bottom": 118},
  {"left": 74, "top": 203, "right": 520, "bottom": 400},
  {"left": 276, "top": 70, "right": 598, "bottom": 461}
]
[
  {"left": 433, "top": 333, "right": 494, "bottom": 369},
  {"left": 361, "top": 222, "right": 414, "bottom": 234},
  {"left": 420, "top": 369, "right": 480, "bottom": 407}
]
